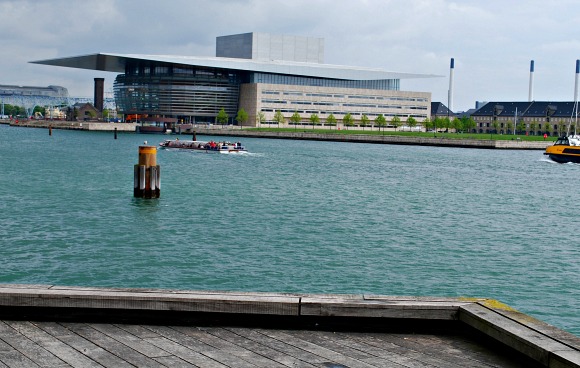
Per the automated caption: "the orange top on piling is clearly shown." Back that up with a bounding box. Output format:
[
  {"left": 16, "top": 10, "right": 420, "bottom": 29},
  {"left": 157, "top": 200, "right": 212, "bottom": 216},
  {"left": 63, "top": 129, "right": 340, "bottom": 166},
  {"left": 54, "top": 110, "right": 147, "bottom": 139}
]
[{"left": 138, "top": 146, "right": 157, "bottom": 166}]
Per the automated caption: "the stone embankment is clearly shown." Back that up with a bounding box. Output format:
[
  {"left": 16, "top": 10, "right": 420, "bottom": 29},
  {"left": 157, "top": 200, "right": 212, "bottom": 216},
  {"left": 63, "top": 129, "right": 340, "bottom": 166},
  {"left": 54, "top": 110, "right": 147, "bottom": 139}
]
[{"left": 2, "top": 120, "right": 552, "bottom": 150}]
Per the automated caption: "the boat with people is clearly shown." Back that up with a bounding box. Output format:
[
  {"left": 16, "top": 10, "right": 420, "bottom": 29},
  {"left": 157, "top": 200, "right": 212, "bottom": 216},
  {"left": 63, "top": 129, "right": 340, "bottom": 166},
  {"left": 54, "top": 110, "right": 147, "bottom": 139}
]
[
  {"left": 159, "top": 139, "right": 247, "bottom": 154},
  {"left": 544, "top": 135, "right": 580, "bottom": 163}
]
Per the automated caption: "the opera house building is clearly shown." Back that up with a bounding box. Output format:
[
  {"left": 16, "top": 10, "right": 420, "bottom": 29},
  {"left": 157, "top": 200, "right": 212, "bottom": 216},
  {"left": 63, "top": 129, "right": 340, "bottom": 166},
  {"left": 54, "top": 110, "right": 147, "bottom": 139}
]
[{"left": 32, "top": 32, "right": 437, "bottom": 127}]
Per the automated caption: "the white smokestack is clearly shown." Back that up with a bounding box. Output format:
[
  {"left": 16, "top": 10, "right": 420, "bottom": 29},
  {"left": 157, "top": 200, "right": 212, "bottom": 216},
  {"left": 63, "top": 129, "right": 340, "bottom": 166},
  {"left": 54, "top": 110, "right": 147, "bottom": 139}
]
[
  {"left": 448, "top": 58, "right": 454, "bottom": 112},
  {"left": 528, "top": 60, "right": 534, "bottom": 102},
  {"left": 574, "top": 59, "right": 579, "bottom": 103}
]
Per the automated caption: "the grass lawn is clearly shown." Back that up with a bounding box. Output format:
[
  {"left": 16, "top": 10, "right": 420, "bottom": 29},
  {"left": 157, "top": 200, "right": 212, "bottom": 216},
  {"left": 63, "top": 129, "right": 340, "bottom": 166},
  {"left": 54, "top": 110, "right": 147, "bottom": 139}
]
[{"left": 242, "top": 127, "right": 556, "bottom": 142}]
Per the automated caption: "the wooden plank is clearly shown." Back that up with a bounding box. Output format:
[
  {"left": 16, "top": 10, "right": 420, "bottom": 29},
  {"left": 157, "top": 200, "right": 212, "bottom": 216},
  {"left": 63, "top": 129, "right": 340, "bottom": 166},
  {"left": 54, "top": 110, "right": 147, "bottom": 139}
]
[
  {"left": 62, "top": 322, "right": 166, "bottom": 368},
  {"left": 143, "top": 325, "right": 257, "bottom": 368},
  {"left": 4, "top": 320, "right": 100, "bottom": 368},
  {"left": 0, "top": 287, "right": 300, "bottom": 316},
  {"left": 171, "top": 325, "right": 288, "bottom": 368},
  {"left": 459, "top": 303, "right": 580, "bottom": 367},
  {"left": 142, "top": 336, "right": 230, "bottom": 368},
  {"left": 33, "top": 322, "right": 134, "bottom": 368},
  {"left": 88, "top": 323, "right": 171, "bottom": 358},
  {"left": 202, "top": 327, "right": 318, "bottom": 368},
  {"left": 0, "top": 336, "right": 40, "bottom": 368},
  {"left": 256, "top": 328, "right": 392, "bottom": 368},
  {"left": 300, "top": 296, "right": 461, "bottom": 320},
  {"left": 153, "top": 355, "right": 198, "bottom": 367},
  {"left": 224, "top": 326, "right": 332, "bottom": 366}
]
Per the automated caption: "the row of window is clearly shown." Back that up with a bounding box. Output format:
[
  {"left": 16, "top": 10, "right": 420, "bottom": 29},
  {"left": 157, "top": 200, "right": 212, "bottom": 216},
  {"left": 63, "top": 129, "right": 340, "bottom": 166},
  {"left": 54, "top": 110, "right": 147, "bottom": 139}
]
[
  {"left": 261, "top": 99, "right": 427, "bottom": 110},
  {"left": 251, "top": 73, "right": 399, "bottom": 90},
  {"left": 260, "top": 109, "right": 427, "bottom": 119},
  {"left": 262, "top": 90, "right": 427, "bottom": 102}
]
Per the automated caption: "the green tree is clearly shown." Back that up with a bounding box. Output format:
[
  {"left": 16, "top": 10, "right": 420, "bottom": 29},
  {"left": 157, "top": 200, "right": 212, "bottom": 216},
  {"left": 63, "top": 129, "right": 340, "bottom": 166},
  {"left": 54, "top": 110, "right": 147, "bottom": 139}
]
[
  {"left": 433, "top": 117, "right": 445, "bottom": 131},
  {"left": 309, "top": 113, "right": 319, "bottom": 129},
  {"left": 391, "top": 115, "right": 401, "bottom": 131},
  {"left": 342, "top": 113, "right": 354, "bottom": 130},
  {"left": 216, "top": 108, "right": 229, "bottom": 126},
  {"left": 506, "top": 120, "right": 514, "bottom": 135},
  {"left": 529, "top": 122, "right": 537, "bottom": 135},
  {"left": 360, "top": 114, "right": 369, "bottom": 130},
  {"left": 557, "top": 120, "right": 566, "bottom": 136},
  {"left": 235, "top": 108, "right": 248, "bottom": 128},
  {"left": 442, "top": 117, "right": 451, "bottom": 132},
  {"left": 257, "top": 111, "right": 265, "bottom": 126},
  {"left": 406, "top": 116, "right": 417, "bottom": 131},
  {"left": 374, "top": 114, "right": 386, "bottom": 133},
  {"left": 464, "top": 117, "right": 476, "bottom": 133},
  {"left": 516, "top": 120, "right": 525, "bottom": 134},
  {"left": 326, "top": 113, "right": 337, "bottom": 129},
  {"left": 422, "top": 117, "right": 432, "bottom": 131},
  {"left": 273, "top": 110, "right": 284, "bottom": 128},
  {"left": 451, "top": 117, "right": 462, "bottom": 133},
  {"left": 290, "top": 111, "right": 301, "bottom": 127},
  {"left": 492, "top": 119, "right": 500, "bottom": 134},
  {"left": 543, "top": 122, "right": 552, "bottom": 135}
]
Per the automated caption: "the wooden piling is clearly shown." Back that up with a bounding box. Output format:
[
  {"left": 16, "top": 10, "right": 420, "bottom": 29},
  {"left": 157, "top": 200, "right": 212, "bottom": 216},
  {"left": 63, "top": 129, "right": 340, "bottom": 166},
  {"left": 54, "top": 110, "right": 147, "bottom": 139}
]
[
  {"left": 114, "top": 127, "right": 117, "bottom": 139},
  {"left": 133, "top": 146, "right": 160, "bottom": 198},
  {"left": 48, "top": 125, "right": 52, "bottom": 136},
  {"left": 192, "top": 131, "right": 197, "bottom": 141}
]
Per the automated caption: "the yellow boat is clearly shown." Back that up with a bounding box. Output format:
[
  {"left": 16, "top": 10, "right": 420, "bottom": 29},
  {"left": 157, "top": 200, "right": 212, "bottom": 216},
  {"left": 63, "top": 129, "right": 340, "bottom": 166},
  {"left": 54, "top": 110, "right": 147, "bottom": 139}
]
[{"left": 544, "top": 135, "right": 580, "bottom": 163}]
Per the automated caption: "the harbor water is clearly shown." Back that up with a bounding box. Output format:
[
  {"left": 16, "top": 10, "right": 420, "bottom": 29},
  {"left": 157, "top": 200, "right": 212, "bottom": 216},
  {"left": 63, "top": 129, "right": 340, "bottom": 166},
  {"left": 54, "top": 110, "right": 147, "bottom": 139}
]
[{"left": 0, "top": 124, "right": 578, "bottom": 335}]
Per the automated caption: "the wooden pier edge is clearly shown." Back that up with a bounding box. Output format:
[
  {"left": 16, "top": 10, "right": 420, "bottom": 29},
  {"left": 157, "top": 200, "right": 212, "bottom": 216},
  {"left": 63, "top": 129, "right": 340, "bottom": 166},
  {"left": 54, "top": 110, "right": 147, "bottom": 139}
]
[{"left": 0, "top": 284, "right": 578, "bottom": 367}]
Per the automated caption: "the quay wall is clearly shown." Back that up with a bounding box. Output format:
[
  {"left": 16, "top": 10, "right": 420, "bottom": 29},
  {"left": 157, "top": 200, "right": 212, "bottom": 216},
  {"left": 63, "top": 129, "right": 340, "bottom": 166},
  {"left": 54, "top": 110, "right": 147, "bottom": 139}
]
[{"left": 1, "top": 120, "right": 552, "bottom": 150}]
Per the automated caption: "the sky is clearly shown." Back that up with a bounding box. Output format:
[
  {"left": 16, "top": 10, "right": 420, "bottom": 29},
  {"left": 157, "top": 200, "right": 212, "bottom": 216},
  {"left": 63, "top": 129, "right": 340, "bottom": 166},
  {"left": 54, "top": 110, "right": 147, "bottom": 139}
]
[{"left": 1, "top": 0, "right": 580, "bottom": 112}]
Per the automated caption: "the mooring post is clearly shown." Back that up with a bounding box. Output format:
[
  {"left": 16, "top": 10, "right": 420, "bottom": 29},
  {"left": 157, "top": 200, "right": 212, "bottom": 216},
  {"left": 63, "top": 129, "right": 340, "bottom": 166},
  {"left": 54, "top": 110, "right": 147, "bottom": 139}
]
[
  {"left": 114, "top": 127, "right": 117, "bottom": 140},
  {"left": 133, "top": 145, "right": 160, "bottom": 198},
  {"left": 193, "top": 131, "right": 197, "bottom": 141},
  {"left": 49, "top": 125, "right": 52, "bottom": 136}
]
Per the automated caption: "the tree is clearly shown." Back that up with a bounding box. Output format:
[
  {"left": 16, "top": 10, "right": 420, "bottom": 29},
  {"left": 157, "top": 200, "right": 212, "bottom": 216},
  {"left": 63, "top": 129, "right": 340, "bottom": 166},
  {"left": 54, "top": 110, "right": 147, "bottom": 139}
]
[
  {"left": 406, "top": 116, "right": 417, "bottom": 131},
  {"left": 326, "top": 114, "right": 337, "bottom": 129},
  {"left": 451, "top": 117, "right": 462, "bottom": 133},
  {"left": 492, "top": 119, "right": 500, "bottom": 134},
  {"left": 216, "top": 108, "right": 229, "bottom": 126},
  {"left": 374, "top": 114, "right": 386, "bottom": 133},
  {"left": 529, "top": 122, "right": 537, "bottom": 135},
  {"left": 290, "top": 111, "right": 301, "bottom": 127},
  {"left": 516, "top": 120, "right": 525, "bottom": 134},
  {"left": 273, "top": 110, "right": 284, "bottom": 128},
  {"left": 235, "top": 108, "right": 248, "bottom": 128},
  {"left": 506, "top": 120, "right": 514, "bottom": 135},
  {"left": 557, "top": 120, "right": 566, "bottom": 136},
  {"left": 342, "top": 113, "right": 354, "bottom": 130},
  {"left": 309, "top": 113, "right": 319, "bottom": 129},
  {"left": 442, "top": 117, "right": 451, "bottom": 132},
  {"left": 464, "top": 117, "right": 476, "bottom": 133},
  {"left": 433, "top": 117, "right": 445, "bottom": 132},
  {"left": 360, "top": 114, "right": 369, "bottom": 130},
  {"left": 422, "top": 117, "right": 432, "bottom": 131},
  {"left": 543, "top": 122, "right": 552, "bottom": 135},
  {"left": 391, "top": 115, "right": 401, "bottom": 131},
  {"left": 257, "top": 111, "right": 265, "bottom": 126}
]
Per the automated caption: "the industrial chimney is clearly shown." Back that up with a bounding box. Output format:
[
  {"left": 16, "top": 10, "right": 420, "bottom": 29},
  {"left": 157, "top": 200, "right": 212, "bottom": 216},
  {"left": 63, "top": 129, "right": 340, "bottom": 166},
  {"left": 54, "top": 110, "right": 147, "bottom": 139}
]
[
  {"left": 528, "top": 60, "right": 534, "bottom": 102},
  {"left": 448, "top": 58, "right": 454, "bottom": 112},
  {"left": 574, "top": 60, "right": 579, "bottom": 104},
  {"left": 94, "top": 78, "right": 104, "bottom": 112}
]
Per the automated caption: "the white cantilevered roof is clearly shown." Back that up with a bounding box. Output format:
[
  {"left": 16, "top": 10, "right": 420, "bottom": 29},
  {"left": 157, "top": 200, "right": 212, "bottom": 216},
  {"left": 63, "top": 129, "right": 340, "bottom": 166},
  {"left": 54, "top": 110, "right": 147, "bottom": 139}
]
[{"left": 30, "top": 53, "right": 441, "bottom": 81}]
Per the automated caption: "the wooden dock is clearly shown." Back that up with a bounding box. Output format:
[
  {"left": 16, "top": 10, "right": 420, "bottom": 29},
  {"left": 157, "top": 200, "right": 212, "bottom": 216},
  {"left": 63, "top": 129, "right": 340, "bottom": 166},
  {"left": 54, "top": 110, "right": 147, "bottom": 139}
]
[{"left": 0, "top": 284, "right": 578, "bottom": 367}]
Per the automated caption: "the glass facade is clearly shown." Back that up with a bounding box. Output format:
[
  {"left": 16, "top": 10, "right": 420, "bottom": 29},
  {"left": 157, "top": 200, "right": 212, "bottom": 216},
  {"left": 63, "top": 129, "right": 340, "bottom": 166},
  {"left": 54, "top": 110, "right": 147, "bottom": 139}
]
[
  {"left": 249, "top": 72, "right": 399, "bottom": 90},
  {"left": 114, "top": 62, "right": 241, "bottom": 122}
]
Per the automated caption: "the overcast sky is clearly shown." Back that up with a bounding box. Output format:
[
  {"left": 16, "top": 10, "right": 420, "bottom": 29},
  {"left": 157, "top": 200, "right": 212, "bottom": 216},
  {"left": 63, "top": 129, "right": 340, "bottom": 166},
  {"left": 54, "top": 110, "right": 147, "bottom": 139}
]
[{"left": 1, "top": 0, "right": 580, "bottom": 112}]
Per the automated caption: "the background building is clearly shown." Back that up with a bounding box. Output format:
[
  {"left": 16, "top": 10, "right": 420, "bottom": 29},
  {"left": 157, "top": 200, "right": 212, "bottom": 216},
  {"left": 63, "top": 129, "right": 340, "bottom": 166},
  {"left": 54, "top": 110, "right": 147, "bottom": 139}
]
[
  {"left": 32, "top": 32, "right": 439, "bottom": 128},
  {"left": 471, "top": 101, "right": 577, "bottom": 136}
]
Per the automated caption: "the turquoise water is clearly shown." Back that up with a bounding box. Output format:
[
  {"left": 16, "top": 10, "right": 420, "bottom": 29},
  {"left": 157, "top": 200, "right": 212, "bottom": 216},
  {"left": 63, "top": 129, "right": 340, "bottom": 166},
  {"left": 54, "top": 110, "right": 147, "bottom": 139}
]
[{"left": 1, "top": 124, "right": 579, "bottom": 335}]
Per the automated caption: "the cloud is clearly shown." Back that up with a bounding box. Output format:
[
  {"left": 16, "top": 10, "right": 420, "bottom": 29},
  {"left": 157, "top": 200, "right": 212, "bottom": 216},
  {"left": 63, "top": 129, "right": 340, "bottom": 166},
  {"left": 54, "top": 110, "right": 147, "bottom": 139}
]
[{"left": 2, "top": 0, "right": 580, "bottom": 109}]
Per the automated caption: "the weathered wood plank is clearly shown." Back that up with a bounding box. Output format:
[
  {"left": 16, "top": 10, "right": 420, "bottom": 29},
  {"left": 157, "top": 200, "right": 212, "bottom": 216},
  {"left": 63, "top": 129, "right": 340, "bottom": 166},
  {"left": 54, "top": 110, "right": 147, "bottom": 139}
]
[
  {"left": 0, "top": 287, "right": 300, "bottom": 316},
  {"left": 153, "top": 355, "right": 198, "bottom": 367},
  {"left": 143, "top": 336, "right": 230, "bottom": 368},
  {"left": 88, "top": 323, "right": 171, "bottom": 359},
  {"left": 202, "top": 327, "right": 318, "bottom": 368},
  {"left": 62, "top": 322, "right": 166, "bottom": 368},
  {"left": 33, "top": 322, "right": 134, "bottom": 368},
  {"left": 255, "top": 328, "right": 381, "bottom": 368},
  {"left": 0, "top": 336, "right": 40, "bottom": 368},
  {"left": 144, "top": 325, "right": 258, "bottom": 368},
  {"left": 459, "top": 303, "right": 580, "bottom": 367},
  {"left": 4, "top": 321, "right": 100, "bottom": 367},
  {"left": 300, "top": 296, "right": 461, "bottom": 320},
  {"left": 172, "top": 325, "right": 287, "bottom": 368}
]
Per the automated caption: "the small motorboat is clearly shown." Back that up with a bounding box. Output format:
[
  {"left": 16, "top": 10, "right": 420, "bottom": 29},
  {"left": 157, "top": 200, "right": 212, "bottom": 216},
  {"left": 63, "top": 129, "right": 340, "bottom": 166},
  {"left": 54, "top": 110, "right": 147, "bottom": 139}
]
[
  {"left": 159, "top": 139, "right": 247, "bottom": 154},
  {"left": 544, "top": 135, "right": 580, "bottom": 163}
]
